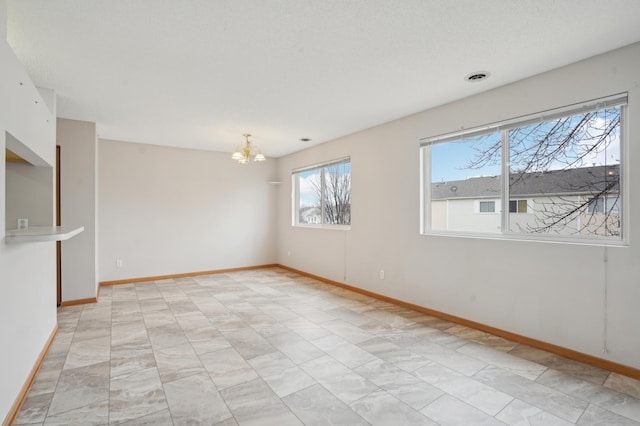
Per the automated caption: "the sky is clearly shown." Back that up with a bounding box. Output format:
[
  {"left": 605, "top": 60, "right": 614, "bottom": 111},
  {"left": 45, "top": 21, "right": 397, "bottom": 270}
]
[
  {"left": 297, "top": 163, "right": 352, "bottom": 208},
  {"left": 297, "top": 169, "right": 320, "bottom": 207},
  {"left": 430, "top": 107, "right": 621, "bottom": 183},
  {"left": 430, "top": 134, "right": 501, "bottom": 182}
]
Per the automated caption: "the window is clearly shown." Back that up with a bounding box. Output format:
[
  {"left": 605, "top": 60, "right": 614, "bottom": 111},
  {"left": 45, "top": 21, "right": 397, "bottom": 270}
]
[
  {"left": 479, "top": 201, "right": 495, "bottom": 213},
  {"left": 422, "top": 94, "right": 625, "bottom": 241},
  {"left": 587, "top": 196, "right": 620, "bottom": 214},
  {"left": 292, "top": 158, "right": 351, "bottom": 227},
  {"left": 509, "top": 200, "right": 528, "bottom": 213}
]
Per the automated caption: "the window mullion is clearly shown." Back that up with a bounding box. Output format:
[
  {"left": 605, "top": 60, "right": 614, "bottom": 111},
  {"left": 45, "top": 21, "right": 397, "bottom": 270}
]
[
  {"left": 292, "top": 175, "right": 298, "bottom": 226},
  {"left": 421, "top": 145, "right": 431, "bottom": 233},
  {"left": 501, "top": 130, "right": 510, "bottom": 233},
  {"left": 320, "top": 167, "right": 326, "bottom": 224}
]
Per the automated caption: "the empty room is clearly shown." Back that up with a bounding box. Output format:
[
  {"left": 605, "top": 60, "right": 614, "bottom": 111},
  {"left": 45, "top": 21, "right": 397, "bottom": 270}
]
[{"left": 2, "top": 1, "right": 640, "bottom": 425}]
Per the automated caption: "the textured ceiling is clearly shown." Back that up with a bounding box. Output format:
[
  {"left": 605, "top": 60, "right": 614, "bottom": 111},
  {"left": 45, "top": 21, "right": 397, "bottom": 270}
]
[{"left": 7, "top": 0, "right": 640, "bottom": 158}]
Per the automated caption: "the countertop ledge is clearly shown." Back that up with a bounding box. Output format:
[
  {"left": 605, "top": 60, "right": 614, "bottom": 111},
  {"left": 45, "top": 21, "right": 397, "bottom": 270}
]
[{"left": 4, "top": 226, "right": 84, "bottom": 243}]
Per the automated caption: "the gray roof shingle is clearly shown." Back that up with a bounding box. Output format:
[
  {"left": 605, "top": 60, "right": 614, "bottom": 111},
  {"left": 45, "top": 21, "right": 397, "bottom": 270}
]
[{"left": 432, "top": 165, "right": 620, "bottom": 200}]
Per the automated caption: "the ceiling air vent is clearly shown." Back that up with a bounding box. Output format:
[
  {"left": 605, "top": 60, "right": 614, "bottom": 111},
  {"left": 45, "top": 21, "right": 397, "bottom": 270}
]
[{"left": 465, "top": 71, "right": 490, "bottom": 82}]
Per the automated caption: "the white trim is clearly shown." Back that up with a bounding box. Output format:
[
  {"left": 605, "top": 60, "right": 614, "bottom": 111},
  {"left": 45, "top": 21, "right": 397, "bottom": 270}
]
[
  {"left": 424, "top": 229, "right": 628, "bottom": 247},
  {"left": 290, "top": 174, "right": 298, "bottom": 227},
  {"left": 293, "top": 224, "right": 351, "bottom": 231},
  {"left": 620, "top": 104, "right": 630, "bottom": 245},
  {"left": 420, "top": 93, "right": 627, "bottom": 146},
  {"left": 291, "top": 156, "right": 350, "bottom": 174}
]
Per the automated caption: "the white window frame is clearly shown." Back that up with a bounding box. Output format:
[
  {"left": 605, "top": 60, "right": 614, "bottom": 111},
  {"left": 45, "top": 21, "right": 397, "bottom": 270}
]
[
  {"left": 420, "top": 94, "right": 628, "bottom": 245},
  {"left": 292, "top": 157, "right": 351, "bottom": 229}
]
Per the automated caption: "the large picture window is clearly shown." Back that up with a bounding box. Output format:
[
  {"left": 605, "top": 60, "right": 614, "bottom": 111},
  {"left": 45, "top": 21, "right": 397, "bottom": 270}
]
[
  {"left": 422, "top": 95, "right": 626, "bottom": 242},
  {"left": 293, "top": 157, "right": 351, "bottom": 227}
]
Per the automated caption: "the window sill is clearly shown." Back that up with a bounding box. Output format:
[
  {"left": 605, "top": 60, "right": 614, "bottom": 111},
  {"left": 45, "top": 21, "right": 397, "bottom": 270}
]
[
  {"left": 422, "top": 231, "right": 627, "bottom": 247},
  {"left": 293, "top": 224, "right": 351, "bottom": 231}
]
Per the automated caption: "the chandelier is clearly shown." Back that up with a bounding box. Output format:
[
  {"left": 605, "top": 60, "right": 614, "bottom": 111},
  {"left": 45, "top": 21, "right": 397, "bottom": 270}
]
[{"left": 231, "top": 133, "right": 265, "bottom": 164}]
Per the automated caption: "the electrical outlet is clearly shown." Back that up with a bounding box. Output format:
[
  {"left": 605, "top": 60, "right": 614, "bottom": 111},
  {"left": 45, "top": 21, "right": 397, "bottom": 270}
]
[
  {"left": 379, "top": 270, "right": 385, "bottom": 280},
  {"left": 116, "top": 259, "right": 123, "bottom": 268},
  {"left": 18, "top": 218, "right": 29, "bottom": 229}
]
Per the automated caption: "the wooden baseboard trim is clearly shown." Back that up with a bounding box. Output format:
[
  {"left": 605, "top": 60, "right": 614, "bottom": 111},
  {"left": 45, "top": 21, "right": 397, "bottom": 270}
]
[
  {"left": 3, "top": 325, "right": 58, "bottom": 426},
  {"left": 99, "top": 264, "right": 279, "bottom": 287},
  {"left": 59, "top": 297, "right": 97, "bottom": 307},
  {"left": 277, "top": 264, "right": 640, "bottom": 380}
]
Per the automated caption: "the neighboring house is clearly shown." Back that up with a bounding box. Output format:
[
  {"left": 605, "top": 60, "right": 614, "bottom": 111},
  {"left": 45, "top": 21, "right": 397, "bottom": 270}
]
[
  {"left": 299, "top": 205, "right": 351, "bottom": 225},
  {"left": 299, "top": 206, "right": 322, "bottom": 224},
  {"left": 431, "top": 164, "right": 620, "bottom": 237}
]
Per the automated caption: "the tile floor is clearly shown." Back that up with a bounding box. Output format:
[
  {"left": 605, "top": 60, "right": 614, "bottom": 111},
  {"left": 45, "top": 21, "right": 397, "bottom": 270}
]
[{"left": 14, "top": 267, "right": 640, "bottom": 425}]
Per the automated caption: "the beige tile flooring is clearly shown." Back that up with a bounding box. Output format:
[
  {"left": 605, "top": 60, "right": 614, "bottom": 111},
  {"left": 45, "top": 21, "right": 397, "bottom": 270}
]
[{"left": 14, "top": 267, "right": 640, "bottom": 425}]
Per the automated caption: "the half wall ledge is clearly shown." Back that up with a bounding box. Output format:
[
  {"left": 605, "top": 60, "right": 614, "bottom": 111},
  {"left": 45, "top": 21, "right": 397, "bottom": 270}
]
[{"left": 4, "top": 225, "right": 84, "bottom": 243}]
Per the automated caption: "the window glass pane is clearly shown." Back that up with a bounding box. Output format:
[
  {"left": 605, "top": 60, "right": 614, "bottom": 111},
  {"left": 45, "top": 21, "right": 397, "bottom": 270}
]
[
  {"left": 296, "top": 169, "right": 322, "bottom": 224},
  {"left": 587, "top": 197, "right": 602, "bottom": 214},
  {"left": 518, "top": 199, "right": 528, "bottom": 213},
  {"left": 606, "top": 195, "right": 620, "bottom": 214},
  {"left": 509, "top": 199, "right": 528, "bottom": 213},
  {"left": 430, "top": 132, "right": 501, "bottom": 233},
  {"left": 507, "top": 106, "right": 621, "bottom": 238},
  {"left": 480, "top": 201, "right": 495, "bottom": 213},
  {"left": 322, "top": 162, "right": 351, "bottom": 225}
]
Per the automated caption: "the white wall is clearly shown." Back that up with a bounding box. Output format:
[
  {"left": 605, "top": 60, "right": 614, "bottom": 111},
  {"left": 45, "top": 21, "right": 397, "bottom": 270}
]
[
  {"left": 5, "top": 161, "right": 54, "bottom": 229},
  {"left": 0, "top": 15, "right": 57, "bottom": 422},
  {"left": 1, "top": 44, "right": 53, "bottom": 166},
  {"left": 0, "top": 0, "right": 4, "bottom": 38},
  {"left": 57, "top": 118, "right": 98, "bottom": 301},
  {"left": 276, "top": 42, "right": 640, "bottom": 369},
  {"left": 98, "top": 139, "right": 278, "bottom": 282}
]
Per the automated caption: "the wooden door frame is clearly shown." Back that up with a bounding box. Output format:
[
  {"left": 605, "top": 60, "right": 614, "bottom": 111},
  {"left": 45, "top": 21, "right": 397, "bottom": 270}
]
[{"left": 56, "top": 146, "right": 61, "bottom": 306}]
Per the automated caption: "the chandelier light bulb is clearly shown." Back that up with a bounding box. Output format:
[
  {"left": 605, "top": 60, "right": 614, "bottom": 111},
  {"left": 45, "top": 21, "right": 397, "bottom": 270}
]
[{"left": 231, "top": 133, "right": 266, "bottom": 164}]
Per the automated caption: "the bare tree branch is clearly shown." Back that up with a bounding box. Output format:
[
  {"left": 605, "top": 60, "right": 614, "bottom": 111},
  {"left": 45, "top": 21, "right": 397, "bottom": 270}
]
[
  {"left": 306, "top": 162, "right": 351, "bottom": 225},
  {"left": 463, "top": 107, "right": 621, "bottom": 236}
]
